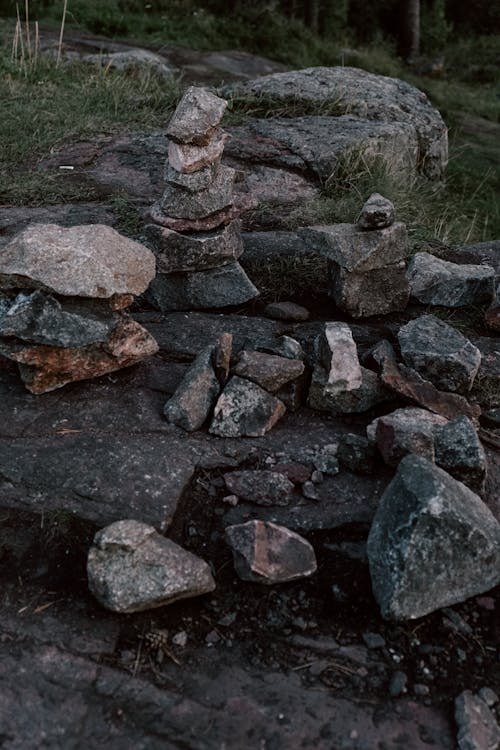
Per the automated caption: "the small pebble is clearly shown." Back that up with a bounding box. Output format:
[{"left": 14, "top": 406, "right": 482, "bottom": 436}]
[
  {"left": 303, "top": 481, "right": 319, "bottom": 500},
  {"left": 311, "top": 470, "right": 324, "bottom": 484},
  {"left": 389, "top": 671, "right": 408, "bottom": 698},
  {"left": 362, "top": 632, "right": 386, "bottom": 649},
  {"left": 222, "top": 494, "right": 239, "bottom": 506},
  {"left": 414, "top": 684, "right": 430, "bottom": 696},
  {"left": 172, "top": 631, "right": 188, "bottom": 647}
]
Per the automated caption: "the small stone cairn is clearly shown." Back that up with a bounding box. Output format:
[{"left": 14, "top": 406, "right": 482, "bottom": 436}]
[{"left": 144, "top": 86, "right": 259, "bottom": 311}]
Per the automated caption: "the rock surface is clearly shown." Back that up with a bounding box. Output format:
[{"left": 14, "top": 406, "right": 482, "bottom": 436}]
[
  {"left": 225, "top": 520, "right": 317, "bottom": 584},
  {"left": 455, "top": 690, "right": 500, "bottom": 750},
  {"left": 367, "top": 454, "right": 500, "bottom": 620},
  {"left": 209, "top": 376, "right": 286, "bottom": 437},
  {"left": 434, "top": 416, "right": 487, "bottom": 494},
  {"left": 224, "top": 469, "right": 295, "bottom": 506},
  {"left": 87, "top": 520, "right": 215, "bottom": 613},
  {"left": 407, "top": 253, "right": 495, "bottom": 307}
]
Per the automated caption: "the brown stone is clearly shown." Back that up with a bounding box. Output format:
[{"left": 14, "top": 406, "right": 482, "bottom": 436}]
[
  {"left": 233, "top": 350, "right": 305, "bottom": 392},
  {"left": 166, "top": 86, "right": 227, "bottom": 146},
  {"left": 264, "top": 301, "right": 310, "bottom": 322},
  {"left": 168, "top": 128, "right": 229, "bottom": 173},
  {"left": 214, "top": 332, "right": 233, "bottom": 385}
]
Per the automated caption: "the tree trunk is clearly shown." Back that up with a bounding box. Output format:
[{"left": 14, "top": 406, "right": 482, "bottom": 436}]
[
  {"left": 402, "top": 0, "right": 420, "bottom": 61},
  {"left": 305, "top": 0, "right": 320, "bottom": 33}
]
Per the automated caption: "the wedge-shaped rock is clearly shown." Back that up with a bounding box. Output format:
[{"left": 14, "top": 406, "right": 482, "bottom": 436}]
[
  {"left": 398, "top": 315, "right": 481, "bottom": 394},
  {"left": 145, "top": 220, "right": 243, "bottom": 274},
  {"left": 168, "top": 128, "right": 229, "bottom": 173},
  {"left": 209, "top": 376, "right": 285, "bottom": 437},
  {"left": 1, "top": 317, "right": 158, "bottom": 394},
  {"left": 434, "top": 416, "right": 487, "bottom": 494},
  {"left": 308, "top": 364, "right": 390, "bottom": 414},
  {"left": 144, "top": 262, "right": 259, "bottom": 311},
  {"left": 160, "top": 164, "right": 235, "bottom": 219},
  {"left": 166, "top": 86, "right": 227, "bottom": 146},
  {"left": 163, "top": 345, "right": 220, "bottom": 431},
  {"left": 0, "top": 224, "right": 156, "bottom": 299},
  {"left": 87, "top": 519, "right": 215, "bottom": 613},
  {"left": 357, "top": 193, "right": 395, "bottom": 230},
  {"left": 367, "top": 407, "right": 447, "bottom": 466},
  {"left": 407, "top": 252, "right": 495, "bottom": 307},
  {"left": 233, "top": 350, "right": 305, "bottom": 393},
  {"left": 367, "top": 454, "right": 500, "bottom": 620},
  {"left": 317, "top": 322, "right": 362, "bottom": 395},
  {"left": 225, "top": 520, "right": 317, "bottom": 584},
  {"left": 224, "top": 470, "right": 294, "bottom": 506}
]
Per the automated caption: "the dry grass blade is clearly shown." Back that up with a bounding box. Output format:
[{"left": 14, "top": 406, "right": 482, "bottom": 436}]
[
  {"left": 56, "top": 0, "right": 68, "bottom": 68},
  {"left": 25, "top": 0, "right": 31, "bottom": 62}
]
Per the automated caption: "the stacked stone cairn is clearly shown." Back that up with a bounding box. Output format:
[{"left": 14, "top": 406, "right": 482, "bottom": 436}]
[
  {"left": 0, "top": 223, "right": 158, "bottom": 393},
  {"left": 144, "top": 86, "right": 259, "bottom": 311}
]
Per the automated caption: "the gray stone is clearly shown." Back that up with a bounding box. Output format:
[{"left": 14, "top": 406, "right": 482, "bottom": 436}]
[
  {"left": 222, "top": 66, "right": 448, "bottom": 179},
  {"left": 434, "top": 416, "right": 487, "bottom": 494},
  {"left": 166, "top": 86, "right": 227, "bottom": 146},
  {"left": 486, "top": 290, "right": 500, "bottom": 332},
  {"left": 81, "top": 48, "right": 177, "bottom": 78},
  {"left": 317, "top": 322, "right": 362, "bottom": 395},
  {"left": 435, "top": 239, "right": 500, "bottom": 280},
  {"left": 233, "top": 350, "right": 305, "bottom": 392},
  {"left": 0, "top": 290, "right": 120, "bottom": 347},
  {"left": 389, "top": 671, "right": 408, "bottom": 698},
  {"left": 160, "top": 164, "right": 235, "bottom": 219},
  {"left": 225, "top": 520, "right": 317, "bottom": 584},
  {"left": 471, "top": 337, "right": 500, "bottom": 409},
  {"left": 246, "top": 334, "right": 305, "bottom": 361},
  {"left": 164, "top": 162, "right": 217, "bottom": 192},
  {"left": 357, "top": 193, "right": 395, "bottom": 230},
  {"left": 398, "top": 315, "right": 481, "bottom": 394},
  {"left": 209, "top": 376, "right": 285, "bottom": 437},
  {"left": 242, "top": 231, "right": 310, "bottom": 264},
  {"left": 0, "top": 224, "right": 156, "bottom": 299},
  {"left": 145, "top": 220, "right": 243, "bottom": 273},
  {"left": 87, "top": 520, "right": 215, "bottom": 613},
  {"left": 311, "top": 443, "right": 340, "bottom": 475},
  {"left": 163, "top": 345, "right": 220, "bottom": 432},
  {"left": 308, "top": 365, "right": 390, "bottom": 415},
  {"left": 264, "top": 301, "right": 310, "bottom": 322},
  {"left": 329, "top": 260, "right": 410, "bottom": 318},
  {"left": 168, "top": 128, "right": 229, "bottom": 173},
  {"left": 455, "top": 690, "right": 500, "bottom": 750},
  {"left": 367, "top": 407, "right": 448, "bottom": 466},
  {"left": 337, "top": 434, "right": 376, "bottom": 474},
  {"left": 477, "top": 688, "right": 499, "bottom": 708},
  {"left": 367, "top": 454, "right": 500, "bottom": 620},
  {"left": 407, "top": 253, "right": 495, "bottom": 307},
  {"left": 144, "top": 262, "right": 259, "bottom": 311},
  {"left": 224, "top": 470, "right": 294, "bottom": 506}
]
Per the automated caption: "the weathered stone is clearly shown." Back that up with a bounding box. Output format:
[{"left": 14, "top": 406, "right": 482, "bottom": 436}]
[
  {"left": 149, "top": 201, "right": 241, "bottom": 232},
  {"left": 224, "top": 470, "right": 294, "bottom": 506},
  {"left": 357, "top": 193, "right": 395, "bottom": 230},
  {"left": 164, "top": 161, "right": 217, "bottom": 192},
  {"left": 87, "top": 520, "right": 215, "bottom": 613},
  {"left": 317, "top": 322, "right": 362, "bottom": 395},
  {"left": 434, "top": 416, "right": 487, "bottom": 494},
  {"left": 163, "top": 345, "right": 220, "bottom": 431},
  {"left": 222, "top": 66, "right": 448, "bottom": 179},
  {"left": 166, "top": 86, "right": 227, "bottom": 146},
  {"left": 246, "top": 334, "right": 305, "bottom": 361},
  {"left": 485, "top": 292, "right": 500, "bottom": 332},
  {"left": 407, "top": 253, "right": 495, "bottom": 307},
  {"left": 264, "top": 301, "right": 310, "bottom": 322},
  {"left": 168, "top": 128, "right": 229, "bottom": 173},
  {"left": 233, "top": 350, "right": 305, "bottom": 392},
  {"left": 337, "top": 434, "right": 376, "bottom": 474},
  {"left": 398, "top": 315, "right": 481, "bottom": 394},
  {"left": 308, "top": 365, "right": 390, "bottom": 414},
  {"left": 329, "top": 261, "right": 410, "bottom": 317},
  {"left": 367, "top": 454, "right": 500, "bottom": 620},
  {"left": 1, "top": 317, "right": 158, "bottom": 394},
  {"left": 209, "top": 376, "right": 285, "bottom": 437},
  {"left": 214, "top": 331, "right": 232, "bottom": 385},
  {"left": 144, "top": 262, "right": 259, "bottom": 312},
  {"left": 367, "top": 407, "right": 448, "bottom": 466},
  {"left": 435, "top": 240, "right": 500, "bottom": 280},
  {"left": 145, "top": 220, "right": 243, "bottom": 273},
  {"left": 471, "top": 337, "right": 500, "bottom": 409},
  {"left": 455, "top": 690, "right": 500, "bottom": 750},
  {"left": 274, "top": 369, "right": 309, "bottom": 411},
  {"left": 0, "top": 224, "right": 156, "bottom": 299},
  {"left": 225, "top": 520, "right": 317, "bottom": 584},
  {"left": 0, "top": 290, "right": 120, "bottom": 347},
  {"left": 311, "top": 443, "right": 340, "bottom": 475},
  {"left": 81, "top": 48, "right": 177, "bottom": 78},
  {"left": 160, "top": 164, "right": 235, "bottom": 219}
]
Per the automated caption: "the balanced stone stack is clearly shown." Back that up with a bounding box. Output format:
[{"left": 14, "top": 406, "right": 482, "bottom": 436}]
[
  {"left": 299, "top": 193, "right": 410, "bottom": 317},
  {"left": 145, "top": 86, "right": 258, "bottom": 311},
  {"left": 0, "top": 223, "right": 158, "bottom": 394}
]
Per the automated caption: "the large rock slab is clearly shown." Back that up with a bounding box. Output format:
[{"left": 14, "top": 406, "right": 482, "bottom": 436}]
[
  {"left": 87, "top": 520, "right": 215, "bottom": 612},
  {"left": 367, "top": 454, "right": 500, "bottom": 620},
  {"left": 222, "top": 66, "right": 448, "bottom": 179},
  {"left": 0, "top": 223, "right": 156, "bottom": 299},
  {"left": 398, "top": 314, "right": 481, "bottom": 394},
  {"left": 407, "top": 253, "right": 495, "bottom": 307}
]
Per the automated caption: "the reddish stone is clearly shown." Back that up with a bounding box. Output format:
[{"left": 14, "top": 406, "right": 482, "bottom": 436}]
[
  {"left": 149, "top": 201, "right": 242, "bottom": 232},
  {"left": 168, "top": 128, "right": 229, "bottom": 173},
  {"left": 233, "top": 350, "right": 305, "bottom": 393},
  {"left": 273, "top": 462, "right": 312, "bottom": 484}
]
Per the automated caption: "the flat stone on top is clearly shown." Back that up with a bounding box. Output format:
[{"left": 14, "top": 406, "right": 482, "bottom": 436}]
[
  {"left": 357, "top": 193, "right": 395, "bottom": 230},
  {"left": 166, "top": 86, "right": 228, "bottom": 146},
  {"left": 0, "top": 224, "right": 156, "bottom": 299}
]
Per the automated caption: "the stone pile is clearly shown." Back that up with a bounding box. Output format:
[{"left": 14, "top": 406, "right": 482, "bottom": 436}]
[
  {"left": 163, "top": 332, "right": 306, "bottom": 437},
  {"left": 0, "top": 223, "right": 158, "bottom": 393},
  {"left": 300, "top": 193, "right": 410, "bottom": 318},
  {"left": 144, "top": 86, "right": 259, "bottom": 311}
]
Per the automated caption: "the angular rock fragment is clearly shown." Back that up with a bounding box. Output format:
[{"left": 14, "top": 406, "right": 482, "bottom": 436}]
[
  {"left": 455, "top": 690, "right": 500, "bottom": 750},
  {"left": 317, "top": 322, "right": 362, "bottom": 395},
  {"left": 398, "top": 314, "right": 481, "bottom": 394},
  {"left": 264, "top": 301, "right": 310, "bottom": 321},
  {"left": 0, "top": 223, "right": 156, "bottom": 298},
  {"left": 168, "top": 128, "right": 229, "bottom": 174},
  {"left": 225, "top": 520, "right": 317, "bottom": 584},
  {"left": 224, "top": 470, "right": 294, "bottom": 506},
  {"left": 407, "top": 252, "right": 495, "bottom": 307},
  {"left": 164, "top": 162, "right": 218, "bottom": 192},
  {"left": 308, "top": 365, "right": 390, "bottom": 414},
  {"left": 163, "top": 345, "right": 220, "bottom": 431},
  {"left": 246, "top": 334, "right": 305, "bottom": 361},
  {"left": 233, "top": 350, "right": 305, "bottom": 392},
  {"left": 166, "top": 86, "right": 227, "bottom": 146},
  {"left": 159, "top": 164, "right": 235, "bottom": 219},
  {"left": 87, "top": 519, "right": 215, "bottom": 613},
  {"left": 367, "top": 407, "right": 448, "bottom": 466},
  {"left": 367, "top": 454, "right": 500, "bottom": 620},
  {"left": 213, "top": 331, "right": 232, "bottom": 385},
  {"left": 357, "top": 193, "right": 395, "bottom": 230},
  {"left": 434, "top": 416, "right": 487, "bottom": 494},
  {"left": 209, "top": 376, "right": 285, "bottom": 437}
]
